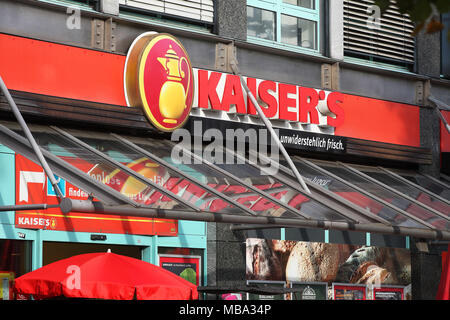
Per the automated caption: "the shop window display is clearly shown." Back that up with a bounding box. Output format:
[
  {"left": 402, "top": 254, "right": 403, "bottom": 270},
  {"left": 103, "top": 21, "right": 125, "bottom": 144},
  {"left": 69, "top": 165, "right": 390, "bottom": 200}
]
[{"left": 0, "top": 240, "right": 31, "bottom": 300}]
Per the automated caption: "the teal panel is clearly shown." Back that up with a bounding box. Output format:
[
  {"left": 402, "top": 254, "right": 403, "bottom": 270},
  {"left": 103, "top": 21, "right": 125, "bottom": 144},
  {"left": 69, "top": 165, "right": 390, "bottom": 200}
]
[
  {"left": 157, "top": 234, "right": 206, "bottom": 249},
  {"left": 40, "top": 229, "right": 153, "bottom": 247},
  {"left": 0, "top": 145, "right": 14, "bottom": 154},
  {"left": 178, "top": 220, "right": 206, "bottom": 236},
  {"left": 0, "top": 151, "right": 15, "bottom": 225}
]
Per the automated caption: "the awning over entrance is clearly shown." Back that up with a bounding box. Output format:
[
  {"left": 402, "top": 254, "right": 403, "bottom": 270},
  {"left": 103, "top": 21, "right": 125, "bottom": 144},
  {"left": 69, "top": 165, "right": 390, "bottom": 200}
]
[{"left": 0, "top": 120, "right": 449, "bottom": 240}]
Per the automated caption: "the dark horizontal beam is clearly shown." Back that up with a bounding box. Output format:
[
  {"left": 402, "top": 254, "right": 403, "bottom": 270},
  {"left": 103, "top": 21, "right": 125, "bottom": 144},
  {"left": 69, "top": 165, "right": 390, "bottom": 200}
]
[{"left": 63, "top": 198, "right": 450, "bottom": 241}]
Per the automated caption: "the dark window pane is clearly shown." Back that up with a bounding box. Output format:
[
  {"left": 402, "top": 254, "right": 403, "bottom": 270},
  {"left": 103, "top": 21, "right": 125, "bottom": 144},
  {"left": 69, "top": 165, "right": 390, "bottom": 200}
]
[
  {"left": 283, "top": 0, "right": 315, "bottom": 9},
  {"left": 247, "top": 6, "right": 276, "bottom": 41},
  {"left": 281, "top": 14, "right": 317, "bottom": 49}
]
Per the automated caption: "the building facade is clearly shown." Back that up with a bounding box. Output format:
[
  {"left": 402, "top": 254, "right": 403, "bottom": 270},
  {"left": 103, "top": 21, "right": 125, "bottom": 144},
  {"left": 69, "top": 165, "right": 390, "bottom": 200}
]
[{"left": 0, "top": 0, "right": 449, "bottom": 300}]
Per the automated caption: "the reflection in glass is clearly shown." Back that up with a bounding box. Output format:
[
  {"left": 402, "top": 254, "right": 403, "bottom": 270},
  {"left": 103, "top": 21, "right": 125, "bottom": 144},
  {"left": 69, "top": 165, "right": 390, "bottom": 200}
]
[
  {"left": 288, "top": 159, "right": 424, "bottom": 228},
  {"left": 201, "top": 151, "right": 354, "bottom": 222},
  {"left": 283, "top": 0, "right": 315, "bottom": 9},
  {"left": 316, "top": 162, "right": 450, "bottom": 230},
  {"left": 132, "top": 137, "right": 351, "bottom": 220},
  {"left": 247, "top": 6, "right": 276, "bottom": 41},
  {"left": 281, "top": 14, "right": 316, "bottom": 49},
  {"left": 357, "top": 168, "right": 450, "bottom": 217},
  {"left": 77, "top": 134, "right": 299, "bottom": 218},
  {"left": 0, "top": 240, "right": 31, "bottom": 279},
  {"left": 24, "top": 129, "right": 186, "bottom": 210},
  {"left": 396, "top": 172, "right": 450, "bottom": 201}
]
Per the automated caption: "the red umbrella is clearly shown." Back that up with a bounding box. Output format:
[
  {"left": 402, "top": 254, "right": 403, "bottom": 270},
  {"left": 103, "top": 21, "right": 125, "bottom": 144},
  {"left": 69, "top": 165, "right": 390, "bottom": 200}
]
[
  {"left": 13, "top": 251, "right": 198, "bottom": 300},
  {"left": 436, "top": 243, "right": 450, "bottom": 300}
]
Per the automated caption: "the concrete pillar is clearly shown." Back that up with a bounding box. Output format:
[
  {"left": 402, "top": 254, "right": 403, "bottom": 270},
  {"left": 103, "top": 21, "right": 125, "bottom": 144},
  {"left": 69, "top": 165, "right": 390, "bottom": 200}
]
[
  {"left": 207, "top": 223, "right": 246, "bottom": 291},
  {"left": 328, "top": 0, "right": 344, "bottom": 61},
  {"left": 410, "top": 239, "right": 443, "bottom": 299},
  {"left": 416, "top": 27, "right": 441, "bottom": 78}
]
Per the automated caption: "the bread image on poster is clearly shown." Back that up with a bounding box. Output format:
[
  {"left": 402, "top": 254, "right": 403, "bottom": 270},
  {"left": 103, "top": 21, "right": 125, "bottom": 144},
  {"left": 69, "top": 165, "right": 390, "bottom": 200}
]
[{"left": 245, "top": 239, "right": 411, "bottom": 299}]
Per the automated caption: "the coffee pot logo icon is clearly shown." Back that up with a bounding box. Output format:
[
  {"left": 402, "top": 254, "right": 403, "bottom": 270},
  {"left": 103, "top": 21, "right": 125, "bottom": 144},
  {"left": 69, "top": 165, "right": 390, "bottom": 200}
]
[
  {"left": 157, "top": 45, "right": 190, "bottom": 124},
  {"left": 124, "top": 32, "right": 194, "bottom": 132}
]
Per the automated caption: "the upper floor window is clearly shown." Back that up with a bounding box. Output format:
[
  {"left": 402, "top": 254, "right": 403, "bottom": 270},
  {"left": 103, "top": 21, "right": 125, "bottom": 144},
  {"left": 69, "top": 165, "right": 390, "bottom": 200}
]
[
  {"left": 343, "top": 0, "right": 415, "bottom": 68},
  {"left": 66, "top": 0, "right": 214, "bottom": 27},
  {"left": 247, "top": 0, "right": 320, "bottom": 52},
  {"left": 119, "top": 0, "right": 214, "bottom": 25}
]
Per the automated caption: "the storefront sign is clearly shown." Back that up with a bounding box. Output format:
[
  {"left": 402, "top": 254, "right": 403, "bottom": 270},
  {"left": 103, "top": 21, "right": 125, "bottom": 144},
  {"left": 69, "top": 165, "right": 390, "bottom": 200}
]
[
  {"left": 14, "top": 154, "right": 178, "bottom": 236},
  {"left": 290, "top": 282, "right": 328, "bottom": 300},
  {"left": 194, "top": 69, "right": 345, "bottom": 128},
  {"left": 159, "top": 254, "right": 201, "bottom": 286},
  {"left": 124, "top": 32, "right": 194, "bottom": 132},
  {"left": 373, "top": 286, "right": 404, "bottom": 300},
  {"left": 332, "top": 283, "right": 367, "bottom": 300},
  {"left": 2, "top": 33, "right": 422, "bottom": 148},
  {"left": 278, "top": 128, "right": 346, "bottom": 153},
  {"left": 124, "top": 32, "right": 343, "bottom": 136},
  {"left": 246, "top": 280, "right": 286, "bottom": 300}
]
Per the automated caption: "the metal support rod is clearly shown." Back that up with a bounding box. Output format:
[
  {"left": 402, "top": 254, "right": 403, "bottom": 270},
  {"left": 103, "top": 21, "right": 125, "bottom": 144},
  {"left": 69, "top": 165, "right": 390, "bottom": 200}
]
[
  {"left": 63, "top": 198, "right": 450, "bottom": 240},
  {"left": 428, "top": 96, "right": 450, "bottom": 134},
  {"left": 340, "top": 162, "right": 450, "bottom": 222},
  {"left": 378, "top": 166, "right": 450, "bottom": 206},
  {"left": 164, "top": 140, "right": 310, "bottom": 219},
  {"left": 423, "top": 173, "right": 450, "bottom": 189},
  {"left": 229, "top": 59, "right": 311, "bottom": 194},
  {"left": 51, "top": 126, "right": 200, "bottom": 212},
  {"left": 0, "top": 204, "right": 60, "bottom": 212},
  {"left": 109, "top": 133, "right": 257, "bottom": 216},
  {"left": 0, "top": 75, "right": 64, "bottom": 199}
]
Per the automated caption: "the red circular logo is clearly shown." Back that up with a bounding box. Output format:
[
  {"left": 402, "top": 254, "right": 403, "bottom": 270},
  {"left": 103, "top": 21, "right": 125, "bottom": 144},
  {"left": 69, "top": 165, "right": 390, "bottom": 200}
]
[{"left": 124, "top": 33, "right": 194, "bottom": 132}]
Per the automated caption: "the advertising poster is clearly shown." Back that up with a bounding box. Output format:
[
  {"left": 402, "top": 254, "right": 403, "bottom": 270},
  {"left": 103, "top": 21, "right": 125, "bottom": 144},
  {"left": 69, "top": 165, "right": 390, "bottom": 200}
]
[
  {"left": 0, "top": 271, "right": 14, "bottom": 300},
  {"left": 246, "top": 280, "right": 286, "bottom": 300},
  {"left": 333, "top": 283, "right": 366, "bottom": 300},
  {"left": 159, "top": 254, "right": 201, "bottom": 286},
  {"left": 14, "top": 154, "right": 178, "bottom": 236},
  {"left": 373, "top": 286, "right": 404, "bottom": 300},
  {"left": 246, "top": 238, "right": 412, "bottom": 300},
  {"left": 290, "top": 282, "right": 328, "bottom": 300}
]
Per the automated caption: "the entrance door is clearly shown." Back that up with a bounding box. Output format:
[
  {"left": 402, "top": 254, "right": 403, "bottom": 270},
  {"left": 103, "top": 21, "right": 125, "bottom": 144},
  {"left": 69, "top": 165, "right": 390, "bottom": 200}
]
[{"left": 43, "top": 242, "right": 143, "bottom": 266}]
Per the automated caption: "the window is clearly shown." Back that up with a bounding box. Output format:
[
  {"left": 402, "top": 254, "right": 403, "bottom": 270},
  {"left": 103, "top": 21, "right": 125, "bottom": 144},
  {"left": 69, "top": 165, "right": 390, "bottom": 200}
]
[
  {"left": 247, "top": 0, "right": 320, "bottom": 52},
  {"left": 343, "top": 0, "right": 415, "bottom": 68},
  {"left": 119, "top": 0, "right": 214, "bottom": 25},
  {"left": 65, "top": 0, "right": 214, "bottom": 26}
]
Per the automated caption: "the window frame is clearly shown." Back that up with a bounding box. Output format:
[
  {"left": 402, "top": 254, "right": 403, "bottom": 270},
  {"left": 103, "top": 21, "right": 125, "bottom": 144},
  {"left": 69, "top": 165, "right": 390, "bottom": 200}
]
[{"left": 247, "top": 0, "right": 321, "bottom": 54}]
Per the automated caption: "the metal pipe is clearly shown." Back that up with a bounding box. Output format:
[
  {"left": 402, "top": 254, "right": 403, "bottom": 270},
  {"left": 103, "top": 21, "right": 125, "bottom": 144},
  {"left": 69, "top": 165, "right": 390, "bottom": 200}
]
[
  {"left": 165, "top": 141, "right": 310, "bottom": 219},
  {"left": 229, "top": 59, "right": 311, "bottom": 194},
  {"left": 428, "top": 96, "right": 450, "bottom": 134},
  {"left": 340, "top": 162, "right": 450, "bottom": 223},
  {"left": 0, "top": 204, "right": 60, "bottom": 212},
  {"left": 64, "top": 198, "right": 450, "bottom": 240},
  {"left": 0, "top": 75, "right": 64, "bottom": 199},
  {"left": 0, "top": 123, "right": 137, "bottom": 206},
  {"left": 378, "top": 166, "right": 450, "bottom": 207}
]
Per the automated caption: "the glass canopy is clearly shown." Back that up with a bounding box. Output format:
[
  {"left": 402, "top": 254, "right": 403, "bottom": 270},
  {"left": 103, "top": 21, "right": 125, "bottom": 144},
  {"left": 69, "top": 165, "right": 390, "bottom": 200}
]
[{"left": 1, "top": 120, "right": 449, "bottom": 238}]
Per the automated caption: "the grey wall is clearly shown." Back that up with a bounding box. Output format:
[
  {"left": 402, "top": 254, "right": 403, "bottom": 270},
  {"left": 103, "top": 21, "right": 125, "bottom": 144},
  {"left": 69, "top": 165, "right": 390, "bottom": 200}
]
[
  {"left": 215, "top": 0, "right": 247, "bottom": 41},
  {"left": 207, "top": 223, "right": 247, "bottom": 288},
  {"left": 416, "top": 25, "right": 442, "bottom": 78},
  {"left": 410, "top": 239, "right": 443, "bottom": 300}
]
